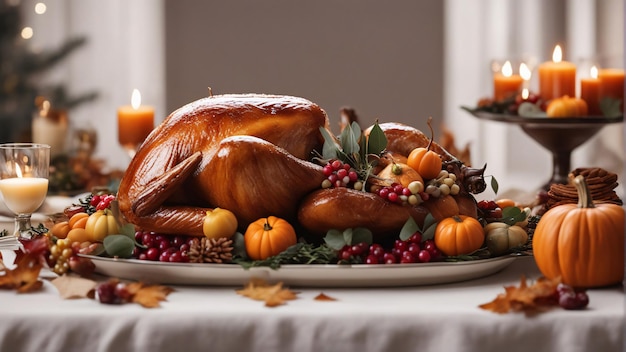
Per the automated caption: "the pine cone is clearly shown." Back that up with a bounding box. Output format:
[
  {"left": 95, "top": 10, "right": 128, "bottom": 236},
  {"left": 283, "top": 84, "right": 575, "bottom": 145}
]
[
  {"left": 202, "top": 237, "right": 234, "bottom": 264},
  {"left": 188, "top": 237, "right": 204, "bottom": 263}
]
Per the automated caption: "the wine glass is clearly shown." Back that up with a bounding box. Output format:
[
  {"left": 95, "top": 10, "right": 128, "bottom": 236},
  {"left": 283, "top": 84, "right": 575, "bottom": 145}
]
[{"left": 0, "top": 143, "right": 50, "bottom": 244}]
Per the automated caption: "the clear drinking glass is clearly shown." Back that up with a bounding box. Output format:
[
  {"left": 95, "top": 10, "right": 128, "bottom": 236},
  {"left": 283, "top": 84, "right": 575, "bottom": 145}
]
[{"left": 0, "top": 143, "right": 50, "bottom": 241}]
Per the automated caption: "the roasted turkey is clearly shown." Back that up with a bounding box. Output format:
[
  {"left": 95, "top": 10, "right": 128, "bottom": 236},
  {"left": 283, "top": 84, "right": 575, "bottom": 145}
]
[{"left": 117, "top": 94, "right": 486, "bottom": 239}]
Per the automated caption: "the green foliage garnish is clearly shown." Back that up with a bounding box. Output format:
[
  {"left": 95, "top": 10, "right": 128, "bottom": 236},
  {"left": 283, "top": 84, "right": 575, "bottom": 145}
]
[
  {"left": 500, "top": 206, "right": 529, "bottom": 226},
  {"left": 399, "top": 213, "right": 436, "bottom": 241},
  {"left": 234, "top": 243, "right": 338, "bottom": 270},
  {"left": 97, "top": 224, "right": 139, "bottom": 258},
  {"left": 103, "top": 234, "right": 135, "bottom": 258},
  {"left": 490, "top": 175, "right": 499, "bottom": 195},
  {"left": 443, "top": 247, "right": 492, "bottom": 261},
  {"left": 600, "top": 97, "right": 622, "bottom": 118},
  {"left": 324, "top": 227, "right": 373, "bottom": 250},
  {"left": 231, "top": 232, "right": 248, "bottom": 259},
  {"left": 318, "top": 121, "right": 387, "bottom": 191}
]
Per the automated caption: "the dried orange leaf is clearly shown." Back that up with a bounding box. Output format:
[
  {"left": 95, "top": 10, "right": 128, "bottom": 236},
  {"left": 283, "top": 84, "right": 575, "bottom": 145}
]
[
  {"left": 236, "top": 279, "right": 298, "bottom": 307},
  {"left": 0, "top": 250, "right": 44, "bottom": 293},
  {"left": 52, "top": 275, "right": 97, "bottom": 299},
  {"left": 480, "top": 275, "right": 561, "bottom": 314},
  {"left": 314, "top": 292, "right": 337, "bottom": 301},
  {"left": 130, "top": 283, "right": 174, "bottom": 308}
]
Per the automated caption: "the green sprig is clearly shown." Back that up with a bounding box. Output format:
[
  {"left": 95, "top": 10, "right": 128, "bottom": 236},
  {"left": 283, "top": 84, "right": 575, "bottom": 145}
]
[{"left": 234, "top": 243, "right": 338, "bottom": 270}]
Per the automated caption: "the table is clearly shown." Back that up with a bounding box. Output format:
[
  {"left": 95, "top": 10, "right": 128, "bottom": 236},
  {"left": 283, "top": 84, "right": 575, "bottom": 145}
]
[{"left": 0, "top": 250, "right": 623, "bottom": 352}]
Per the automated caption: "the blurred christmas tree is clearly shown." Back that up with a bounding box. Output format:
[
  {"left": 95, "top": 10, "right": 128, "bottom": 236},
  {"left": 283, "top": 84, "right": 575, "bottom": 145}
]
[{"left": 0, "top": 0, "right": 97, "bottom": 143}]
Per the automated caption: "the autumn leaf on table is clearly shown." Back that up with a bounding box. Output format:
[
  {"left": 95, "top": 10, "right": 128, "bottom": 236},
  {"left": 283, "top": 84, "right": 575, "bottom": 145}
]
[
  {"left": 236, "top": 278, "right": 298, "bottom": 307},
  {"left": 479, "top": 275, "right": 561, "bottom": 315},
  {"left": 314, "top": 293, "right": 337, "bottom": 301},
  {"left": 125, "top": 281, "right": 174, "bottom": 308},
  {"left": 51, "top": 275, "right": 97, "bottom": 299},
  {"left": 0, "top": 238, "right": 50, "bottom": 294}
]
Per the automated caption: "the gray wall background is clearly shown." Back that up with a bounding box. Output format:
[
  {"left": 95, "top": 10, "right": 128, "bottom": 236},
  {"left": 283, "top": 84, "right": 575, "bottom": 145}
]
[{"left": 164, "top": 1, "right": 444, "bottom": 133}]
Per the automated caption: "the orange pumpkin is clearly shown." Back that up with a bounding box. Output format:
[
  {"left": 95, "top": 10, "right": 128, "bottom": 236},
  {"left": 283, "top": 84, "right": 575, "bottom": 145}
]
[
  {"left": 244, "top": 216, "right": 297, "bottom": 260},
  {"left": 406, "top": 117, "right": 442, "bottom": 179},
  {"left": 407, "top": 148, "right": 442, "bottom": 180},
  {"left": 434, "top": 215, "right": 484, "bottom": 256},
  {"left": 546, "top": 96, "right": 588, "bottom": 117},
  {"left": 533, "top": 175, "right": 624, "bottom": 288}
]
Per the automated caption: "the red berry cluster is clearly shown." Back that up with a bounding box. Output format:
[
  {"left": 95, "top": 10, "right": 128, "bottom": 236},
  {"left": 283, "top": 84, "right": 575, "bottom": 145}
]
[
  {"left": 477, "top": 200, "right": 503, "bottom": 219},
  {"left": 322, "top": 159, "right": 360, "bottom": 189},
  {"left": 133, "top": 231, "right": 193, "bottom": 263},
  {"left": 555, "top": 283, "right": 589, "bottom": 310},
  {"left": 376, "top": 182, "right": 427, "bottom": 205},
  {"left": 90, "top": 194, "right": 116, "bottom": 211},
  {"left": 96, "top": 279, "right": 133, "bottom": 305},
  {"left": 337, "top": 232, "right": 442, "bottom": 264}
]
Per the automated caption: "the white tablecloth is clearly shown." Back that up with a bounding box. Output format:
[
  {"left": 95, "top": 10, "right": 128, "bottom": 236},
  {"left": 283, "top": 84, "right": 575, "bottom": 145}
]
[
  {"left": 0, "top": 253, "right": 623, "bottom": 352},
  {"left": 0, "top": 198, "right": 624, "bottom": 352}
]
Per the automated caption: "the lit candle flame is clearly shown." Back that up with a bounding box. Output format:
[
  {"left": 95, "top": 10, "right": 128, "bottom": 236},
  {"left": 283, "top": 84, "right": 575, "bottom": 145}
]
[
  {"left": 501, "top": 61, "right": 513, "bottom": 77},
  {"left": 552, "top": 45, "right": 563, "bottom": 63},
  {"left": 590, "top": 65, "right": 598, "bottom": 79},
  {"left": 131, "top": 89, "right": 142, "bottom": 109},
  {"left": 521, "top": 88, "right": 529, "bottom": 100},
  {"left": 519, "top": 63, "right": 531, "bottom": 81},
  {"left": 15, "top": 164, "right": 23, "bottom": 178}
]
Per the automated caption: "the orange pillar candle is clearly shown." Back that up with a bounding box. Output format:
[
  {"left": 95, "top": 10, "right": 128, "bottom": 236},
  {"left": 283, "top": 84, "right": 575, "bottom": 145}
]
[
  {"left": 580, "top": 66, "right": 602, "bottom": 116},
  {"left": 493, "top": 61, "right": 523, "bottom": 102},
  {"left": 598, "top": 68, "right": 625, "bottom": 112},
  {"left": 538, "top": 45, "right": 576, "bottom": 101},
  {"left": 117, "top": 89, "right": 155, "bottom": 151}
]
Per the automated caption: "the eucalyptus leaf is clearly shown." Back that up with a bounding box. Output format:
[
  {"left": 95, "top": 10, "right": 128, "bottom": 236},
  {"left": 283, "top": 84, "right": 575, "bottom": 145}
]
[
  {"left": 342, "top": 228, "right": 354, "bottom": 246},
  {"left": 350, "top": 121, "right": 362, "bottom": 146},
  {"left": 324, "top": 229, "right": 346, "bottom": 250},
  {"left": 490, "top": 176, "right": 499, "bottom": 195},
  {"left": 119, "top": 223, "right": 136, "bottom": 240},
  {"left": 367, "top": 122, "right": 388, "bottom": 155},
  {"left": 422, "top": 223, "right": 437, "bottom": 241},
  {"left": 351, "top": 227, "right": 373, "bottom": 245},
  {"left": 501, "top": 206, "right": 522, "bottom": 219},
  {"left": 340, "top": 123, "right": 359, "bottom": 155},
  {"left": 501, "top": 206, "right": 525, "bottom": 226},
  {"left": 103, "top": 235, "right": 135, "bottom": 258},
  {"left": 421, "top": 213, "right": 436, "bottom": 232},
  {"left": 232, "top": 232, "right": 248, "bottom": 259},
  {"left": 399, "top": 217, "right": 419, "bottom": 241},
  {"left": 319, "top": 127, "right": 339, "bottom": 160}
]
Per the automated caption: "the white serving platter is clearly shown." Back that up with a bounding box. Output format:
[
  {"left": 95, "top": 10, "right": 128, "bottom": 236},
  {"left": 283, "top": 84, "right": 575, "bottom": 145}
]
[{"left": 80, "top": 254, "right": 519, "bottom": 288}]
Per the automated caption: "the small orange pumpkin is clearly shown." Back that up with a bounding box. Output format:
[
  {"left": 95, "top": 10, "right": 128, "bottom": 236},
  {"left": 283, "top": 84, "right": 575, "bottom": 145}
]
[
  {"left": 533, "top": 175, "right": 624, "bottom": 288},
  {"left": 434, "top": 215, "right": 484, "bottom": 256},
  {"left": 546, "top": 96, "right": 588, "bottom": 117},
  {"left": 407, "top": 117, "right": 442, "bottom": 179},
  {"left": 244, "top": 216, "right": 297, "bottom": 260}
]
